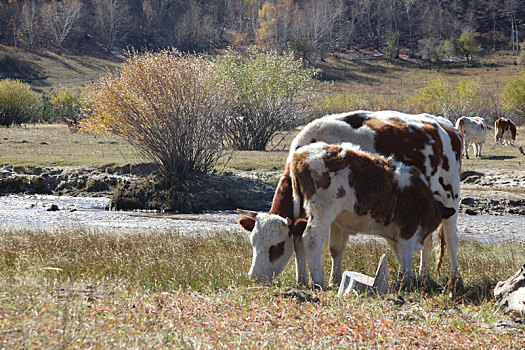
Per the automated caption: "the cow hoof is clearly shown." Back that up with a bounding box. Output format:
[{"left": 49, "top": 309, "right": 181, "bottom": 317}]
[
  {"left": 313, "top": 283, "right": 326, "bottom": 291},
  {"left": 448, "top": 274, "right": 464, "bottom": 292}
]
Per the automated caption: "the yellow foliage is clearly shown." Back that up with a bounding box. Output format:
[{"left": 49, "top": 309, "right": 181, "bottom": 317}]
[{"left": 256, "top": 1, "right": 276, "bottom": 49}]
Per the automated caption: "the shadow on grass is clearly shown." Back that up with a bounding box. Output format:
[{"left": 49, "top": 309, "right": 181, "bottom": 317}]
[{"left": 484, "top": 155, "right": 517, "bottom": 160}]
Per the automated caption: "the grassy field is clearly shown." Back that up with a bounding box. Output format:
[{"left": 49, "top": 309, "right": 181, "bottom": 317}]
[
  {"left": 2, "top": 123, "right": 524, "bottom": 176},
  {"left": 0, "top": 227, "right": 524, "bottom": 348}
]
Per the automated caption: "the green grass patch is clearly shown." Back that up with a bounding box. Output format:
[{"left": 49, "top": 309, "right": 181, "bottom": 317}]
[{"left": 1, "top": 227, "right": 524, "bottom": 348}]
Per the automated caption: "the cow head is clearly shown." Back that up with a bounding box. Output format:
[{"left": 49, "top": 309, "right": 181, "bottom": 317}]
[{"left": 237, "top": 209, "right": 297, "bottom": 284}]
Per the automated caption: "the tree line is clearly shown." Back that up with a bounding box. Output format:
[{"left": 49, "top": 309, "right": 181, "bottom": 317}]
[{"left": 1, "top": 0, "right": 523, "bottom": 58}]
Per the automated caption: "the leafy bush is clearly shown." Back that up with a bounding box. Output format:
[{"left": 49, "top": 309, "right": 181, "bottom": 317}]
[
  {"left": 501, "top": 71, "right": 525, "bottom": 123},
  {"left": 324, "top": 92, "right": 406, "bottom": 115},
  {"left": 50, "top": 88, "right": 82, "bottom": 124},
  {"left": 80, "top": 49, "right": 232, "bottom": 183},
  {"left": 214, "top": 48, "right": 317, "bottom": 150},
  {"left": 0, "top": 79, "right": 41, "bottom": 126},
  {"left": 445, "top": 32, "right": 481, "bottom": 63},
  {"left": 405, "top": 77, "right": 453, "bottom": 116},
  {"left": 404, "top": 77, "right": 491, "bottom": 120},
  {"left": 386, "top": 32, "right": 401, "bottom": 59}
]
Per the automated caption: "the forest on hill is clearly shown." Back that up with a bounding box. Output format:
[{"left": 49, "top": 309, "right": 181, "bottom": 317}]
[{"left": 1, "top": 0, "right": 524, "bottom": 59}]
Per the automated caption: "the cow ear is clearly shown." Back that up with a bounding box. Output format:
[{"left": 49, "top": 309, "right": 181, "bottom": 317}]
[
  {"left": 238, "top": 217, "right": 256, "bottom": 232},
  {"left": 439, "top": 205, "right": 456, "bottom": 219},
  {"left": 291, "top": 218, "right": 308, "bottom": 237}
]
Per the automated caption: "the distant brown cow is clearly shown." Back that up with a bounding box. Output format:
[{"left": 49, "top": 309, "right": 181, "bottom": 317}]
[{"left": 495, "top": 118, "right": 517, "bottom": 145}]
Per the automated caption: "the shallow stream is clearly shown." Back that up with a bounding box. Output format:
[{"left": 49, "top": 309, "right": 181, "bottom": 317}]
[{"left": 0, "top": 194, "right": 523, "bottom": 241}]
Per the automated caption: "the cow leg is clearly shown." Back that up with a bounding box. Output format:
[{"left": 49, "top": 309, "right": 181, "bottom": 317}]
[
  {"left": 302, "top": 219, "right": 331, "bottom": 290},
  {"left": 463, "top": 138, "right": 470, "bottom": 159},
  {"left": 328, "top": 224, "right": 347, "bottom": 288},
  {"left": 396, "top": 237, "right": 416, "bottom": 287},
  {"left": 293, "top": 237, "right": 309, "bottom": 286},
  {"left": 441, "top": 214, "right": 463, "bottom": 287},
  {"left": 419, "top": 234, "right": 433, "bottom": 278}
]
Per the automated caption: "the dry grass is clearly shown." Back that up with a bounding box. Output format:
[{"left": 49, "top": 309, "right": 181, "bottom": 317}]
[
  {"left": 0, "top": 124, "right": 139, "bottom": 167},
  {"left": 460, "top": 128, "right": 525, "bottom": 174},
  {"left": 0, "top": 227, "right": 524, "bottom": 348},
  {"left": 0, "top": 45, "right": 122, "bottom": 94},
  {"left": 318, "top": 53, "right": 524, "bottom": 97}
]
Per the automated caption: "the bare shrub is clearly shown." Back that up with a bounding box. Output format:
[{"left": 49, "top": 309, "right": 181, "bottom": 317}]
[{"left": 80, "top": 49, "right": 232, "bottom": 183}]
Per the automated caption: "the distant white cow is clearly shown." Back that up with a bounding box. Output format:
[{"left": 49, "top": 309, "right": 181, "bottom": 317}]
[
  {"left": 455, "top": 116, "right": 488, "bottom": 159},
  {"left": 495, "top": 118, "right": 517, "bottom": 145}
]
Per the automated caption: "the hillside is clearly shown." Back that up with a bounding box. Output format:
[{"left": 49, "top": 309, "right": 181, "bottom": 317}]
[
  {"left": 0, "top": 45, "right": 122, "bottom": 93},
  {"left": 2, "top": 44, "right": 524, "bottom": 98}
]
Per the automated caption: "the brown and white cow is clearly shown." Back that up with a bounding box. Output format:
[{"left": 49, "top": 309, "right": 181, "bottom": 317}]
[
  {"left": 495, "top": 118, "right": 517, "bottom": 145},
  {"left": 240, "top": 142, "right": 456, "bottom": 288},
  {"left": 455, "top": 116, "right": 488, "bottom": 158},
  {"left": 238, "top": 110, "right": 462, "bottom": 289}
]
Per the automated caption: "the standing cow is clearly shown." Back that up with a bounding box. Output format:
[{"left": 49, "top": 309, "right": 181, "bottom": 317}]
[
  {"left": 238, "top": 111, "right": 462, "bottom": 289},
  {"left": 455, "top": 116, "right": 488, "bottom": 158},
  {"left": 495, "top": 118, "right": 517, "bottom": 145},
  {"left": 240, "top": 142, "right": 456, "bottom": 288}
]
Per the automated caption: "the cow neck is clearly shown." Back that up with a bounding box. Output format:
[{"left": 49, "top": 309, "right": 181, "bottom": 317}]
[{"left": 268, "top": 163, "right": 294, "bottom": 220}]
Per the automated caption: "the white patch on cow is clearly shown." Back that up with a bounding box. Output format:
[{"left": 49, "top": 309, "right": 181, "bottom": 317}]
[{"left": 393, "top": 163, "right": 412, "bottom": 189}]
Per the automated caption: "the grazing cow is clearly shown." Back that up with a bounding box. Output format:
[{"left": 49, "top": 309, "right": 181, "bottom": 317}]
[
  {"left": 455, "top": 116, "right": 488, "bottom": 158},
  {"left": 495, "top": 118, "right": 517, "bottom": 145},
  {"left": 240, "top": 142, "right": 456, "bottom": 288},
  {"left": 238, "top": 111, "right": 462, "bottom": 288}
]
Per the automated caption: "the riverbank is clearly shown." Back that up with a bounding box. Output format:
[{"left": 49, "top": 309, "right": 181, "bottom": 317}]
[
  {"left": 2, "top": 164, "right": 525, "bottom": 216},
  {"left": 1, "top": 194, "right": 524, "bottom": 243}
]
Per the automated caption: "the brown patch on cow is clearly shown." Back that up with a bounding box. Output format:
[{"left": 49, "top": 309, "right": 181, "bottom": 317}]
[
  {"left": 317, "top": 171, "right": 332, "bottom": 190},
  {"left": 439, "top": 176, "right": 455, "bottom": 200},
  {"left": 458, "top": 118, "right": 465, "bottom": 131},
  {"left": 291, "top": 151, "right": 316, "bottom": 201},
  {"left": 365, "top": 117, "right": 430, "bottom": 178},
  {"left": 422, "top": 121, "right": 445, "bottom": 176},
  {"left": 291, "top": 218, "right": 308, "bottom": 237},
  {"left": 443, "top": 125, "right": 462, "bottom": 161},
  {"left": 322, "top": 145, "right": 347, "bottom": 172},
  {"left": 336, "top": 187, "right": 346, "bottom": 198},
  {"left": 442, "top": 155, "right": 450, "bottom": 171},
  {"left": 269, "top": 241, "right": 286, "bottom": 262},
  {"left": 238, "top": 217, "right": 256, "bottom": 232},
  {"left": 269, "top": 163, "right": 294, "bottom": 220},
  {"left": 343, "top": 112, "right": 367, "bottom": 128}
]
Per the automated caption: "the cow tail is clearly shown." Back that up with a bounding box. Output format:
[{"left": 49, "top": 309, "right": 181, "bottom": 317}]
[
  {"left": 289, "top": 160, "right": 302, "bottom": 221},
  {"left": 437, "top": 224, "right": 446, "bottom": 277}
]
